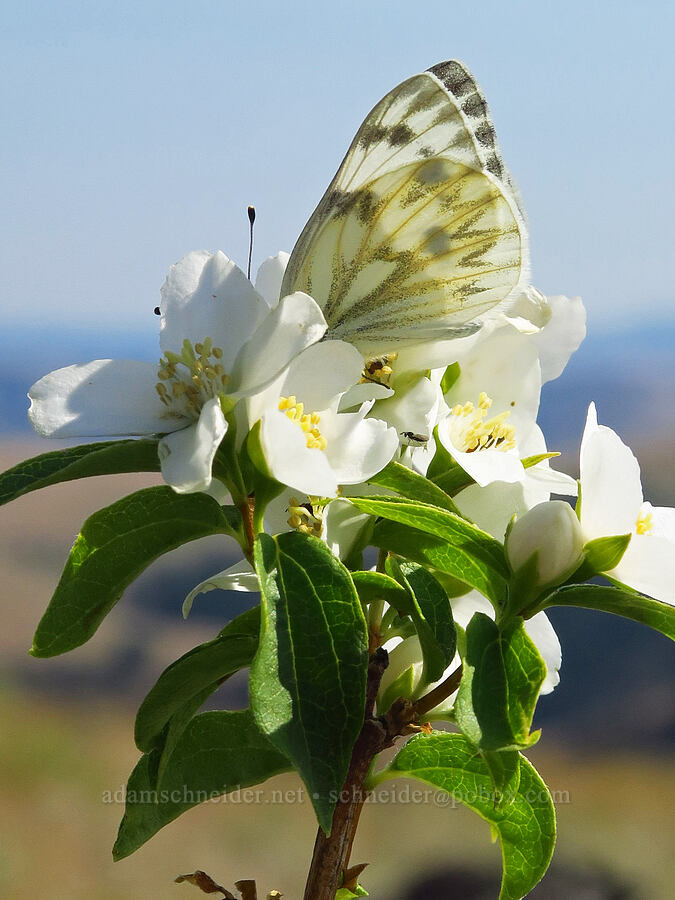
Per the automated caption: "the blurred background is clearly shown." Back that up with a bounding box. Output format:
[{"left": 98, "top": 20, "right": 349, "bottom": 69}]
[{"left": 1, "top": 1, "right": 673, "bottom": 897}]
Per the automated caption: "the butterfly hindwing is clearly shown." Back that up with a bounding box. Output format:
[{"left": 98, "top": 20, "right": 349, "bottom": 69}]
[{"left": 281, "top": 62, "right": 527, "bottom": 354}]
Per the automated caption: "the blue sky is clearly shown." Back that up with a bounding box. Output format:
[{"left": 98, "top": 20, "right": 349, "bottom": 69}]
[{"left": 2, "top": 0, "right": 674, "bottom": 348}]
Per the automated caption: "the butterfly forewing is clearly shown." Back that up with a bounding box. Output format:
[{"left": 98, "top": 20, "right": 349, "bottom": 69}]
[{"left": 281, "top": 63, "right": 527, "bottom": 354}]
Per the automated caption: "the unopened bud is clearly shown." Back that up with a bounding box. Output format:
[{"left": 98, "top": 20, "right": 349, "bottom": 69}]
[{"left": 506, "top": 500, "right": 584, "bottom": 590}]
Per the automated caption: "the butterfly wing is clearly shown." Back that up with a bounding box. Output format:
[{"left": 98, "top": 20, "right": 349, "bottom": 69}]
[{"left": 281, "top": 61, "right": 528, "bottom": 355}]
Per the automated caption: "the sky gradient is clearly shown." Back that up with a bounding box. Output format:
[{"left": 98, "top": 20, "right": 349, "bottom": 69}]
[{"left": 2, "top": 1, "right": 673, "bottom": 347}]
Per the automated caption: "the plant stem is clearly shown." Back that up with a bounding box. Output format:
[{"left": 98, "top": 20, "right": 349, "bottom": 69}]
[
  {"left": 302, "top": 649, "right": 389, "bottom": 900},
  {"left": 302, "top": 649, "right": 464, "bottom": 898}
]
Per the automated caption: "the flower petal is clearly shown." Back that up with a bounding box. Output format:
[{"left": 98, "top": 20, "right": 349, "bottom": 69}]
[
  {"left": 260, "top": 410, "right": 338, "bottom": 496},
  {"left": 533, "top": 295, "right": 586, "bottom": 383},
  {"left": 230, "top": 291, "right": 327, "bottom": 395},
  {"left": 612, "top": 534, "right": 675, "bottom": 605},
  {"left": 322, "top": 412, "right": 398, "bottom": 485},
  {"left": 579, "top": 403, "right": 643, "bottom": 538},
  {"left": 157, "top": 397, "right": 227, "bottom": 493},
  {"left": 323, "top": 498, "right": 371, "bottom": 560},
  {"left": 28, "top": 359, "right": 187, "bottom": 437},
  {"left": 160, "top": 250, "right": 268, "bottom": 369},
  {"left": 373, "top": 374, "right": 441, "bottom": 443},
  {"left": 279, "top": 340, "right": 364, "bottom": 412},
  {"left": 254, "top": 252, "right": 290, "bottom": 307},
  {"left": 524, "top": 611, "right": 561, "bottom": 693},
  {"left": 182, "top": 559, "right": 258, "bottom": 618}
]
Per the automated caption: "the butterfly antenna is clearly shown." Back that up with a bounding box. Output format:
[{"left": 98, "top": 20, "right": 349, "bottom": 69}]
[{"left": 247, "top": 205, "right": 256, "bottom": 280}]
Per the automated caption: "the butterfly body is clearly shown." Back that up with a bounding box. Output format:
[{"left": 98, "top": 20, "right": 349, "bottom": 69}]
[{"left": 281, "top": 61, "right": 528, "bottom": 356}]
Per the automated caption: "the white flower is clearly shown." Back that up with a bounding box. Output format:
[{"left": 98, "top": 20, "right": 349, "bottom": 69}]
[
  {"left": 379, "top": 589, "right": 562, "bottom": 715},
  {"left": 579, "top": 403, "right": 675, "bottom": 604},
  {"left": 506, "top": 500, "right": 585, "bottom": 590},
  {"left": 247, "top": 340, "right": 399, "bottom": 498},
  {"left": 28, "top": 250, "right": 326, "bottom": 495}
]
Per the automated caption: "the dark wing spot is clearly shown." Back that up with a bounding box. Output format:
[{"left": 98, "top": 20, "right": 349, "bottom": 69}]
[
  {"left": 484, "top": 153, "right": 504, "bottom": 177},
  {"left": 474, "top": 122, "right": 496, "bottom": 147},
  {"left": 428, "top": 61, "right": 474, "bottom": 98},
  {"left": 358, "top": 122, "right": 388, "bottom": 149},
  {"left": 462, "top": 93, "right": 488, "bottom": 119},
  {"left": 418, "top": 144, "right": 434, "bottom": 158},
  {"left": 153, "top": 306, "right": 160, "bottom": 315},
  {"left": 387, "top": 123, "right": 415, "bottom": 146}
]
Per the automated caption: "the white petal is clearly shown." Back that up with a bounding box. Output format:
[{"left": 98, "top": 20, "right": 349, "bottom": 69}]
[
  {"left": 322, "top": 412, "right": 398, "bottom": 485},
  {"left": 158, "top": 397, "right": 227, "bottom": 493},
  {"left": 182, "top": 559, "right": 258, "bottom": 618},
  {"left": 160, "top": 250, "right": 268, "bottom": 369},
  {"left": 374, "top": 375, "right": 441, "bottom": 443},
  {"left": 28, "top": 359, "right": 187, "bottom": 437},
  {"left": 524, "top": 611, "right": 562, "bottom": 693},
  {"left": 323, "top": 498, "right": 371, "bottom": 560},
  {"left": 502, "top": 286, "right": 552, "bottom": 333},
  {"left": 254, "top": 252, "right": 290, "bottom": 307},
  {"left": 231, "top": 291, "right": 327, "bottom": 395},
  {"left": 651, "top": 505, "right": 675, "bottom": 540},
  {"left": 339, "top": 381, "right": 393, "bottom": 410},
  {"left": 450, "top": 591, "right": 495, "bottom": 629},
  {"left": 445, "top": 440, "right": 525, "bottom": 488},
  {"left": 612, "top": 534, "right": 675, "bottom": 605},
  {"left": 534, "top": 295, "right": 586, "bottom": 383},
  {"left": 448, "top": 326, "right": 542, "bottom": 427},
  {"left": 579, "top": 403, "right": 643, "bottom": 538},
  {"left": 260, "top": 410, "right": 338, "bottom": 496},
  {"left": 280, "top": 340, "right": 364, "bottom": 412},
  {"left": 455, "top": 481, "right": 532, "bottom": 540}
]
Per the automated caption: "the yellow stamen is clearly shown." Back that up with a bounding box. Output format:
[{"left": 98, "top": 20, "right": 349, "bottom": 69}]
[{"left": 279, "top": 395, "right": 327, "bottom": 451}]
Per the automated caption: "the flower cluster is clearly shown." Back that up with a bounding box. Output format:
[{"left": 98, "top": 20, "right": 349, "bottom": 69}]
[{"left": 27, "top": 248, "right": 675, "bottom": 707}]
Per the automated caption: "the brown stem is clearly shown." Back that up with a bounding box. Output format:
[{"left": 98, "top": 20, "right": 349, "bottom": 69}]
[
  {"left": 302, "top": 650, "right": 389, "bottom": 900},
  {"left": 302, "top": 660, "right": 465, "bottom": 899}
]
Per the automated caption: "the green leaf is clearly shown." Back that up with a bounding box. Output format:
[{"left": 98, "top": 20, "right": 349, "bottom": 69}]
[
  {"left": 350, "top": 570, "right": 411, "bottom": 612},
  {"left": 583, "top": 534, "right": 631, "bottom": 573},
  {"left": 440, "top": 361, "right": 461, "bottom": 394},
  {"left": 31, "top": 486, "right": 241, "bottom": 657},
  {"left": 482, "top": 750, "right": 521, "bottom": 807},
  {"left": 378, "top": 732, "right": 555, "bottom": 900},
  {"left": 386, "top": 559, "right": 456, "bottom": 688},
  {"left": 365, "top": 460, "right": 460, "bottom": 514},
  {"left": 425, "top": 429, "right": 474, "bottom": 495},
  {"left": 455, "top": 614, "right": 545, "bottom": 751},
  {"left": 135, "top": 607, "right": 260, "bottom": 753},
  {"left": 521, "top": 452, "right": 559, "bottom": 470},
  {"left": 540, "top": 583, "right": 675, "bottom": 640},
  {"left": 250, "top": 531, "right": 368, "bottom": 833},
  {"left": 113, "top": 710, "right": 291, "bottom": 860},
  {"left": 0, "top": 439, "right": 160, "bottom": 507},
  {"left": 355, "top": 497, "right": 508, "bottom": 605}
]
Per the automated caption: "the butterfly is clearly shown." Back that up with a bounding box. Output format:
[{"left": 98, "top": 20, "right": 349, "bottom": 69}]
[{"left": 280, "top": 60, "right": 528, "bottom": 357}]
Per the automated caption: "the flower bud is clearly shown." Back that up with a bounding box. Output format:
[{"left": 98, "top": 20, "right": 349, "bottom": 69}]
[{"left": 506, "top": 500, "right": 584, "bottom": 590}]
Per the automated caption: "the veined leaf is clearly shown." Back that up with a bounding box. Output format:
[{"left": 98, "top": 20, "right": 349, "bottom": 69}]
[
  {"left": 0, "top": 439, "right": 160, "bottom": 507},
  {"left": 356, "top": 497, "right": 508, "bottom": 605},
  {"left": 540, "top": 583, "right": 675, "bottom": 641},
  {"left": 455, "top": 614, "right": 545, "bottom": 751},
  {"left": 386, "top": 559, "right": 456, "bottom": 688},
  {"left": 366, "top": 460, "right": 460, "bottom": 514},
  {"left": 378, "top": 732, "right": 555, "bottom": 900},
  {"left": 350, "top": 570, "right": 411, "bottom": 612},
  {"left": 31, "top": 486, "right": 241, "bottom": 657},
  {"left": 250, "top": 531, "right": 368, "bottom": 833},
  {"left": 113, "top": 710, "right": 291, "bottom": 860},
  {"left": 135, "top": 607, "right": 260, "bottom": 753}
]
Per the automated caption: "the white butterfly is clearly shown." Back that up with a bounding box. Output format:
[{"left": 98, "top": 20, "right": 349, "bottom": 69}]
[{"left": 280, "top": 60, "right": 529, "bottom": 357}]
